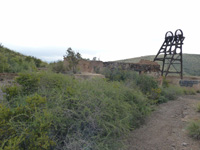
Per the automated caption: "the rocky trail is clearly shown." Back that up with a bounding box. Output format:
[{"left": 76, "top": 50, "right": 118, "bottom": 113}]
[{"left": 127, "top": 94, "right": 200, "bottom": 150}]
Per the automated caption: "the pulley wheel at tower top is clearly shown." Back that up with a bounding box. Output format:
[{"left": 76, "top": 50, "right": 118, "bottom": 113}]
[
  {"left": 165, "top": 31, "right": 173, "bottom": 42},
  {"left": 175, "top": 29, "right": 183, "bottom": 38}
]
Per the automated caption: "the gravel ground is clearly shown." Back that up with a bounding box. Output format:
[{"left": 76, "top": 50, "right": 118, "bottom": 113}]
[{"left": 127, "top": 95, "right": 200, "bottom": 150}]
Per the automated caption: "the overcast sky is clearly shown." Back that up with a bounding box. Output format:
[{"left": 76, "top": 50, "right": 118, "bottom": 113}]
[{"left": 0, "top": 0, "right": 199, "bottom": 62}]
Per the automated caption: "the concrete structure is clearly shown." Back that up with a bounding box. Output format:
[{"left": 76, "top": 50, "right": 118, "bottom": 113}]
[{"left": 166, "top": 76, "right": 200, "bottom": 91}]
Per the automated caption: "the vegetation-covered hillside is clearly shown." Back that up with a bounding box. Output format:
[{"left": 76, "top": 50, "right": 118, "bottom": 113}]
[
  {"left": 0, "top": 45, "right": 197, "bottom": 149},
  {"left": 118, "top": 54, "right": 200, "bottom": 76},
  {"left": 1, "top": 70, "right": 195, "bottom": 149},
  {"left": 0, "top": 44, "right": 47, "bottom": 73}
]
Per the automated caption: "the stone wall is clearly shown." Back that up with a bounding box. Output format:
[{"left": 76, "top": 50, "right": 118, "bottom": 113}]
[
  {"left": 63, "top": 59, "right": 104, "bottom": 73},
  {"left": 103, "top": 60, "right": 160, "bottom": 73},
  {"left": 78, "top": 59, "right": 104, "bottom": 73},
  {"left": 63, "top": 59, "right": 160, "bottom": 75}
]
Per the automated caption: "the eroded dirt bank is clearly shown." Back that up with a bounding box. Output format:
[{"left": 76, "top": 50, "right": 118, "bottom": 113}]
[{"left": 127, "top": 95, "right": 200, "bottom": 150}]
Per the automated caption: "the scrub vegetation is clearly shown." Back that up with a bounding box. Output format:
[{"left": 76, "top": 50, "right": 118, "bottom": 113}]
[
  {"left": 0, "top": 70, "right": 194, "bottom": 150},
  {"left": 187, "top": 101, "right": 200, "bottom": 140},
  {"left": 0, "top": 45, "right": 47, "bottom": 73},
  {"left": 0, "top": 46, "right": 196, "bottom": 149}
]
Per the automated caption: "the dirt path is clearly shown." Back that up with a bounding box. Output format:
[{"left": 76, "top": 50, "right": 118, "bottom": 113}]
[{"left": 127, "top": 94, "right": 200, "bottom": 150}]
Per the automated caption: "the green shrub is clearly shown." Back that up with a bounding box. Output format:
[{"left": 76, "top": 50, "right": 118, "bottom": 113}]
[
  {"left": 161, "top": 85, "right": 184, "bottom": 100},
  {"left": 136, "top": 75, "right": 158, "bottom": 94},
  {"left": 147, "top": 88, "right": 161, "bottom": 102},
  {"left": 162, "top": 77, "right": 169, "bottom": 88},
  {"left": 49, "top": 61, "right": 66, "bottom": 73},
  {"left": 0, "top": 94, "right": 54, "bottom": 149},
  {"left": 187, "top": 120, "right": 200, "bottom": 139},
  {"left": 26, "top": 94, "right": 47, "bottom": 109},
  {"left": 157, "top": 95, "right": 168, "bottom": 103},
  {"left": 103, "top": 69, "right": 158, "bottom": 95},
  {"left": 16, "top": 73, "right": 40, "bottom": 94},
  {"left": 2, "top": 85, "right": 21, "bottom": 101},
  {"left": 103, "top": 68, "right": 135, "bottom": 82},
  {"left": 183, "top": 88, "right": 196, "bottom": 95},
  {"left": 147, "top": 88, "right": 169, "bottom": 104}
]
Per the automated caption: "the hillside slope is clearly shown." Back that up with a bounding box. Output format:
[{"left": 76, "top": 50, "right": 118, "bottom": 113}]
[
  {"left": 118, "top": 54, "right": 200, "bottom": 76},
  {"left": 0, "top": 45, "right": 47, "bottom": 73}
]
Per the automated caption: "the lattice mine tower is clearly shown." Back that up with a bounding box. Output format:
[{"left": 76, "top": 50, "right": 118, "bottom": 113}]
[{"left": 154, "top": 29, "right": 185, "bottom": 79}]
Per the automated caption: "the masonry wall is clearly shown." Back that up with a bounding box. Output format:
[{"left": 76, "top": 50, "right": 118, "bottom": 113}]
[
  {"left": 63, "top": 59, "right": 160, "bottom": 76},
  {"left": 103, "top": 61, "right": 160, "bottom": 72},
  {"left": 63, "top": 59, "right": 104, "bottom": 73}
]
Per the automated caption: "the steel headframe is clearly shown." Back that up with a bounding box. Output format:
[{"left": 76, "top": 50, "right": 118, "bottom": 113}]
[{"left": 154, "top": 29, "right": 185, "bottom": 79}]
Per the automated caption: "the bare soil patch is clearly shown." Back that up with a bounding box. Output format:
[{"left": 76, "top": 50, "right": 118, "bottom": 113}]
[{"left": 127, "top": 94, "right": 200, "bottom": 150}]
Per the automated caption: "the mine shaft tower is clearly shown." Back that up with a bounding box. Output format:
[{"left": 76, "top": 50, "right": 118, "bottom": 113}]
[{"left": 154, "top": 29, "right": 185, "bottom": 79}]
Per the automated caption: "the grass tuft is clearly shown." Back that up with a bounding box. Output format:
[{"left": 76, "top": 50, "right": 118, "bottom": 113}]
[{"left": 187, "top": 120, "right": 200, "bottom": 139}]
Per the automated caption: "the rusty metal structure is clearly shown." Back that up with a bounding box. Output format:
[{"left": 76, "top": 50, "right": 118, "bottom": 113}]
[{"left": 154, "top": 29, "right": 185, "bottom": 79}]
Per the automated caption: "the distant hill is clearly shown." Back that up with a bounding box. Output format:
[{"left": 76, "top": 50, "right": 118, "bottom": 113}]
[
  {"left": 0, "top": 45, "right": 47, "bottom": 73},
  {"left": 117, "top": 54, "right": 200, "bottom": 76}
]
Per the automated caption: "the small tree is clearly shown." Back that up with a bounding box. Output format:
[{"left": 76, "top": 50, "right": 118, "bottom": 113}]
[
  {"left": 0, "top": 43, "right": 3, "bottom": 48},
  {"left": 93, "top": 57, "right": 97, "bottom": 61},
  {"left": 64, "top": 47, "right": 82, "bottom": 73}
]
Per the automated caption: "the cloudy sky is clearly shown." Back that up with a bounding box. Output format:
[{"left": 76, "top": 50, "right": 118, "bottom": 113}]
[{"left": 0, "top": 0, "right": 199, "bottom": 62}]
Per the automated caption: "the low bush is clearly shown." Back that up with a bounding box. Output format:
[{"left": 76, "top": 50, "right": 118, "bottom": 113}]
[
  {"left": 161, "top": 85, "right": 184, "bottom": 100},
  {"left": 0, "top": 94, "right": 54, "bottom": 150},
  {"left": 49, "top": 61, "right": 66, "bottom": 73},
  {"left": 103, "top": 68, "right": 137, "bottom": 82},
  {"left": 16, "top": 73, "right": 40, "bottom": 94},
  {"left": 103, "top": 69, "right": 158, "bottom": 95},
  {"left": 183, "top": 88, "right": 196, "bottom": 95},
  {"left": 162, "top": 77, "right": 169, "bottom": 88},
  {"left": 135, "top": 75, "right": 158, "bottom": 95},
  {"left": 2, "top": 84, "right": 21, "bottom": 101},
  {"left": 187, "top": 120, "right": 200, "bottom": 139}
]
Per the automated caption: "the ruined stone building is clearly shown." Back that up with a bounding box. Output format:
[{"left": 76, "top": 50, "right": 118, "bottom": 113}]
[{"left": 63, "top": 58, "right": 160, "bottom": 77}]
